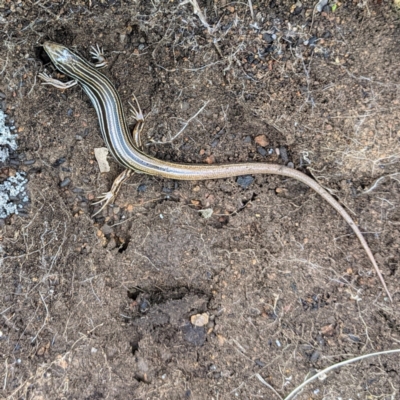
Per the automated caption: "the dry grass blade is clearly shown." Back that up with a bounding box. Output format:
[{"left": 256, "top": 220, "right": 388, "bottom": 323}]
[
  {"left": 284, "top": 349, "right": 400, "bottom": 400},
  {"left": 149, "top": 100, "right": 210, "bottom": 145},
  {"left": 179, "top": 0, "right": 215, "bottom": 33},
  {"left": 255, "top": 373, "right": 283, "bottom": 400},
  {"left": 248, "top": 0, "right": 254, "bottom": 20}
]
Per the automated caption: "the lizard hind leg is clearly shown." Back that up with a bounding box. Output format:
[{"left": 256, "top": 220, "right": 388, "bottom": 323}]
[
  {"left": 90, "top": 44, "right": 108, "bottom": 68},
  {"left": 129, "top": 93, "right": 145, "bottom": 149},
  {"left": 92, "top": 169, "right": 133, "bottom": 217}
]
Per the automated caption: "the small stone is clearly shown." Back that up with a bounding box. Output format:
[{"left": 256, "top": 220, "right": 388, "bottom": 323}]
[
  {"left": 55, "top": 355, "right": 68, "bottom": 369},
  {"left": 279, "top": 146, "right": 289, "bottom": 163},
  {"left": 59, "top": 178, "right": 71, "bottom": 187},
  {"left": 321, "top": 324, "right": 335, "bottom": 336},
  {"left": 53, "top": 157, "right": 66, "bottom": 167},
  {"left": 101, "top": 224, "right": 113, "bottom": 235},
  {"left": 94, "top": 147, "right": 110, "bottom": 173},
  {"left": 255, "top": 359, "right": 266, "bottom": 367},
  {"left": 254, "top": 134, "right": 268, "bottom": 147},
  {"left": 139, "top": 299, "right": 150, "bottom": 313},
  {"left": 205, "top": 155, "right": 215, "bottom": 164},
  {"left": 348, "top": 334, "right": 361, "bottom": 343},
  {"left": 262, "top": 33, "right": 273, "bottom": 43},
  {"left": 217, "top": 334, "right": 226, "bottom": 346},
  {"left": 310, "top": 351, "right": 320, "bottom": 362},
  {"left": 181, "top": 323, "right": 206, "bottom": 346},
  {"left": 137, "top": 184, "right": 147, "bottom": 192},
  {"left": 211, "top": 139, "right": 219, "bottom": 147},
  {"left": 316, "top": 0, "right": 328, "bottom": 12},
  {"left": 243, "top": 136, "right": 252, "bottom": 143},
  {"left": 191, "top": 313, "right": 209, "bottom": 327},
  {"left": 257, "top": 147, "right": 267, "bottom": 157},
  {"left": 236, "top": 175, "right": 254, "bottom": 189}
]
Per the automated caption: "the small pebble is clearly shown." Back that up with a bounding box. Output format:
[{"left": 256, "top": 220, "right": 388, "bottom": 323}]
[
  {"left": 348, "top": 334, "right": 361, "bottom": 343},
  {"left": 254, "top": 359, "right": 266, "bottom": 367},
  {"left": 243, "top": 136, "right": 252, "bottom": 143},
  {"left": 17, "top": 210, "right": 29, "bottom": 217},
  {"left": 262, "top": 33, "right": 273, "bottom": 43},
  {"left": 322, "top": 4, "right": 331, "bottom": 13},
  {"left": 139, "top": 299, "right": 150, "bottom": 313},
  {"left": 53, "top": 158, "right": 66, "bottom": 167},
  {"left": 310, "top": 351, "right": 320, "bottom": 362},
  {"left": 211, "top": 139, "right": 219, "bottom": 148},
  {"left": 181, "top": 323, "right": 206, "bottom": 347},
  {"left": 236, "top": 175, "right": 254, "bottom": 189},
  {"left": 308, "top": 37, "right": 318, "bottom": 47},
  {"left": 137, "top": 184, "right": 147, "bottom": 193},
  {"left": 257, "top": 147, "right": 267, "bottom": 157},
  {"left": 292, "top": 5, "right": 302, "bottom": 15},
  {"left": 316, "top": 0, "right": 328, "bottom": 12},
  {"left": 59, "top": 178, "right": 71, "bottom": 187},
  {"left": 279, "top": 146, "right": 289, "bottom": 163},
  {"left": 205, "top": 155, "right": 215, "bottom": 164},
  {"left": 254, "top": 135, "right": 268, "bottom": 147},
  {"left": 101, "top": 224, "right": 113, "bottom": 235},
  {"left": 190, "top": 313, "right": 209, "bottom": 327}
]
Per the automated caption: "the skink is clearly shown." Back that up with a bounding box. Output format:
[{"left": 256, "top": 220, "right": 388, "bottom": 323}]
[{"left": 39, "top": 41, "right": 392, "bottom": 301}]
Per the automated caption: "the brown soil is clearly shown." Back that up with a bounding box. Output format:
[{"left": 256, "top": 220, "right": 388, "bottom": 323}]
[{"left": 1, "top": 1, "right": 400, "bottom": 399}]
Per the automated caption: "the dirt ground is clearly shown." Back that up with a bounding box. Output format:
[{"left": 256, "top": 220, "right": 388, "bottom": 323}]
[{"left": 1, "top": 0, "right": 400, "bottom": 399}]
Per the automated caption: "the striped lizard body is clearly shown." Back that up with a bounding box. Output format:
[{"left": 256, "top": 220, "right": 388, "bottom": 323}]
[{"left": 39, "top": 41, "right": 392, "bottom": 301}]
